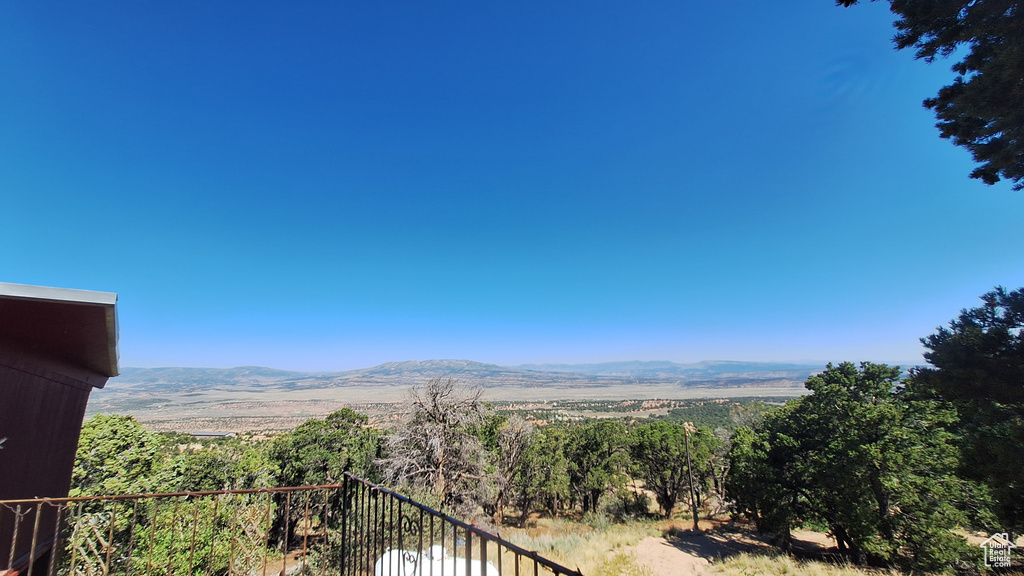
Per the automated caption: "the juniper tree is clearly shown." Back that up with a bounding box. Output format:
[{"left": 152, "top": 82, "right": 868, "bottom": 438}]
[
  {"left": 629, "top": 421, "right": 717, "bottom": 519},
  {"left": 729, "top": 362, "right": 973, "bottom": 571}
]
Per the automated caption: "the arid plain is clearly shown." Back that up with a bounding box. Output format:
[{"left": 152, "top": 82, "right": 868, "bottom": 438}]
[{"left": 86, "top": 359, "right": 820, "bottom": 432}]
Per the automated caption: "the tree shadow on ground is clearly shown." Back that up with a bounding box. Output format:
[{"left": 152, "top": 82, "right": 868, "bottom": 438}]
[{"left": 662, "top": 528, "right": 841, "bottom": 565}]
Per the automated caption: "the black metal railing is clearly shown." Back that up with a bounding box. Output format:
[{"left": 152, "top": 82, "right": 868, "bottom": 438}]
[{"left": 0, "top": 473, "right": 581, "bottom": 576}]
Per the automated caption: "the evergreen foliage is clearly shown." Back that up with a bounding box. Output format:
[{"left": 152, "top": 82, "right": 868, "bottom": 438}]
[
  {"left": 512, "top": 425, "right": 571, "bottom": 516},
  {"left": 909, "top": 286, "right": 1024, "bottom": 535},
  {"left": 271, "top": 408, "right": 379, "bottom": 486},
  {"left": 563, "top": 420, "right": 629, "bottom": 514},
  {"left": 728, "top": 362, "right": 974, "bottom": 571},
  {"left": 628, "top": 421, "right": 717, "bottom": 518},
  {"left": 839, "top": 0, "right": 1024, "bottom": 189},
  {"left": 71, "top": 414, "right": 160, "bottom": 497},
  {"left": 657, "top": 400, "right": 773, "bottom": 431}
]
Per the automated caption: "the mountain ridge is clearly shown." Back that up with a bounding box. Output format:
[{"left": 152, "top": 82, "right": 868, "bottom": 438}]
[
  {"left": 513, "top": 360, "right": 828, "bottom": 378},
  {"left": 109, "top": 359, "right": 840, "bottom": 392}
]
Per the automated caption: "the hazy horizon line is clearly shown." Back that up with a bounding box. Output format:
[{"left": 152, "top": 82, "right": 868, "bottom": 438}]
[{"left": 115, "top": 356, "right": 929, "bottom": 374}]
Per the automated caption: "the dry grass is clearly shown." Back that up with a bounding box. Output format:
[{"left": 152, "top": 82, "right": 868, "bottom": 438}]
[
  {"left": 501, "top": 517, "right": 662, "bottom": 576},
  {"left": 706, "top": 553, "right": 904, "bottom": 576},
  {"left": 496, "top": 518, "right": 927, "bottom": 576},
  {"left": 590, "top": 552, "right": 657, "bottom": 576}
]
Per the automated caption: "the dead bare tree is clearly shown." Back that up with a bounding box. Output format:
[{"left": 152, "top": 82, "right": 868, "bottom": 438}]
[
  {"left": 492, "top": 415, "right": 533, "bottom": 523},
  {"left": 377, "top": 377, "right": 490, "bottom": 515}
]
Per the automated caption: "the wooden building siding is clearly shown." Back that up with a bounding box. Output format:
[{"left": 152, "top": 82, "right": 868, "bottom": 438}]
[
  {"left": 0, "top": 363, "right": 91, "bottom": 499},
  {"left": 0, "top": 359, "right": 95, "bottom": 573}
]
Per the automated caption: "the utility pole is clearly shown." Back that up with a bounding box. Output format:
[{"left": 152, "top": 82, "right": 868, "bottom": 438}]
[{"left": 684, "top": 422, "right": 700, "bottom": 532}]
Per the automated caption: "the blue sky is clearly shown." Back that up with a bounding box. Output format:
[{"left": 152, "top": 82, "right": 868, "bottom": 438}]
[{"left": 2, "top": 1, "right": 1021, "bottom": 371}]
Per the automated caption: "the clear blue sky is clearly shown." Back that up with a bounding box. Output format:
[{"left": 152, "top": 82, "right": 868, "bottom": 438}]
[{"left": 2, "top": 1, "right": 1021, "bottom": 371}]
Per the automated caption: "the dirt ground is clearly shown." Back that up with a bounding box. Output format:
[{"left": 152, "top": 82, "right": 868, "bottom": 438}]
[{"left": 633, "top": 528, "right": 836, "bottom": 575}]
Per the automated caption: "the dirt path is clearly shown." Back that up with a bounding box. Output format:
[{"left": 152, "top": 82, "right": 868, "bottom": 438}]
[
  {"left": 633, "top": 529, "right": 836, "bottom": 576},
  {"left": 635, "top": 536, "right": 710, "bottom": 574}
]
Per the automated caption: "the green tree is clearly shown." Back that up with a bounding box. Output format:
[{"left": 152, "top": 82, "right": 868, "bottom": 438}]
[
  {"left": 158, "top": 447, "right": 235, "bottom": 492},
  {"left": 158, "top": 440, "right": 280, "bottom": 492},
  {"left": 71, "top": 414, "right": 159, "bottom": 497},
  {"left": 271, "top": 408, "right": 379, "bottom": 487},
  {"left": 728, "top": 403, "right": 812, "bottom": 546},
  {"left": 838, "top": 0, "right": 1024, "bottom": 189},
  {"left": 564, "top": 420, "right": 629, "bottom": 514},
  {"left": 513, "top": 425, "right": 570, "bottom": 517},
  {"left": 629, "top": 421, "right": 717, "bottom": 518},
  {"left": 729, "top": 363, "right": 972, "bottom": 571},
  {"left": 909, "top": 286, "right": 1024, "bottom": 535}
]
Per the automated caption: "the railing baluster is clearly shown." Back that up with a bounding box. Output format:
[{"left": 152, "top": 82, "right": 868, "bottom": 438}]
[
  {"left": 126, "top": 499, "right": 140, "bottom": 576},
  {"left": 67, "top": 503, "right": 81, "bottom": 576},
  {"left": 145, "top": 498, "right": 160, "bottom": 576},
  {"left": 364, "top": 484, "right": 371, "bottom": 576},
  {"left": 363, "top": 487, "right": 368, "bottom": 576},
  {"left": 207, "top": 496, "right": 220, "bottom": 576},
  {"left": 282, "top": 491, "right": 291, "bottom": 576},
  {"left": 385, "top": 490, "right": 390, "bottom": 570},
  {"left": 428, "top": 513, "right": 434, "bottom": 576},
  {"left": 188, "top": 497, "right": 200, "bottom": 574},
  {"left": 385, "top": 491, "right": 391, "bottom": 565},
  {"left": 166, "top": 497, "right": 181, "bottom": 576},
  {"left": 354, "top": 484, "right": 362, "bottom": 576},
  {"left": 368, "top": 489, "right": 374, "bottom": 576},
  {"left": 438, "top": 517, "right": 445, "bottom": 576},
  {"left": 380, "top": 489, "right": 387, "bottom": 570},
  {"left": 301, "top": 489, "right": 310, "bottom": 576},
  {"left": 479, "top": 531, "right": 486, "bottom": 576},
  {"left": 356, "top": 483, "right": 363, "bottom": 576},
  {"left": 105, "top": 505, "right": 117, "bottom": 575},
  {"left": 319, "top": 488, "right": 330, "bottom": 576},
  {"left": 262, "top": 491, "right": 274, "bottom": 576},
  {"left": 227, "top": 495, "right": 237, "bottom": 576},
  {"left": 45, "top": 503, "right": 65, "bottom": 576},
  {"left": 26, "top": 502, "right": 43, "bottom": 576},
  {"left": 375, "top": 489, "right": 383, "bottom": 571},
  {"left": 367, "top": 487, "right": 373, "bottom": 576},
  {"left": 7, "top": 504, "right": 21, "bottom": 571}
]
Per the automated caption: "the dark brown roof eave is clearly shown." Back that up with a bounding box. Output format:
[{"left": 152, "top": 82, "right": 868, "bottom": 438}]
[{"left": 0, "top": 282, "right": 119, "bottom": 379}]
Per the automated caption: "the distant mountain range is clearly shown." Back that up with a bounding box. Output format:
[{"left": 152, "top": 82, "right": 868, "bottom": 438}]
[
  {"left": 515, "top": 360, "right": 826, "bottom": 379},
  {"left": 111, "top": 359, "right": 836, "bottom": 393}
]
